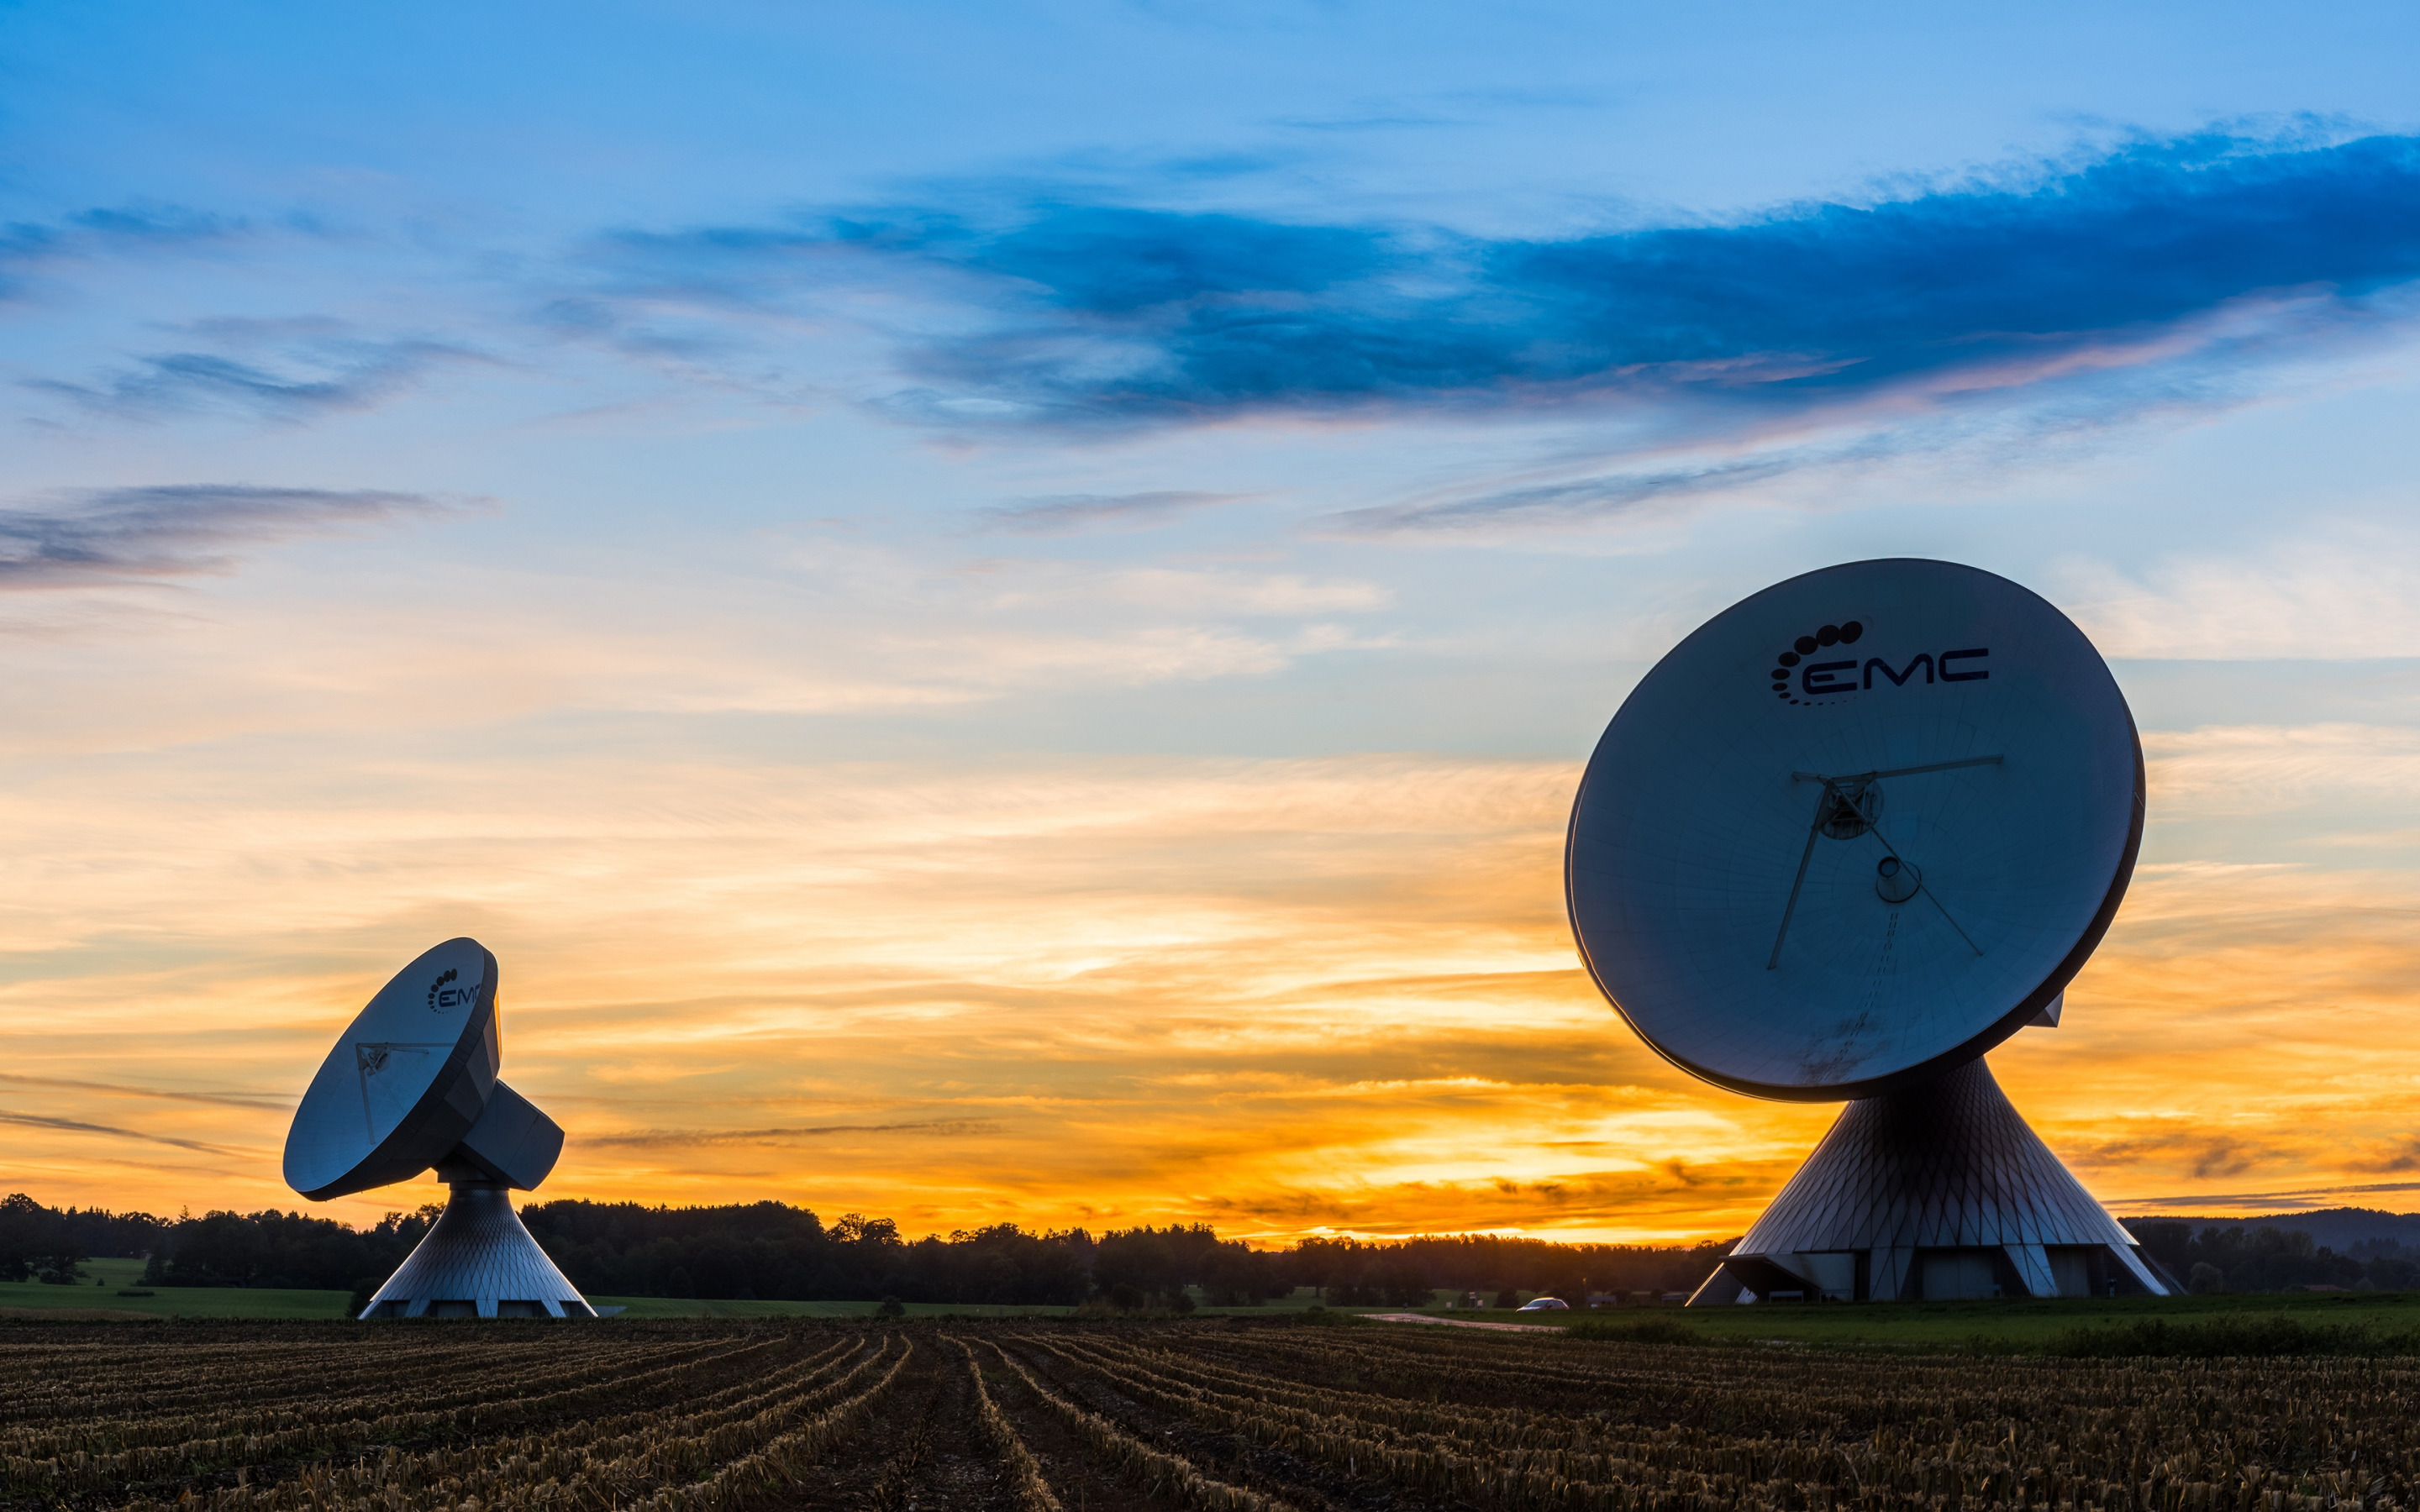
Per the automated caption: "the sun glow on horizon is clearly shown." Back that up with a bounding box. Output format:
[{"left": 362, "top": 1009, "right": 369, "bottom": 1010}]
[{"left": 9, "top": 724, "right": 2420, "bottom": 1244}]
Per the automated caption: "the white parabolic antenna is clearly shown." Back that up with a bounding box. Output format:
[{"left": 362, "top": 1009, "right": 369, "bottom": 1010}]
[
  {"left": 1567, "top": 559, "right": 2175, "bottom": 1304},
  {"left": 283, "top": 939, "right": 595, "bottom": 1319}
]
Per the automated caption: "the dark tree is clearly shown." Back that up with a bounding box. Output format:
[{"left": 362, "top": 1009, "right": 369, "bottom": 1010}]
[{"left": 6, "top": 1189, "right": 1755, "bottom": 1309}]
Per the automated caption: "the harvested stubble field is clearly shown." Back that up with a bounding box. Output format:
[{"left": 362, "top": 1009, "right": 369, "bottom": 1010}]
[{"left": 3, "top": 1318, "right": 2413, "bottom": 1512}]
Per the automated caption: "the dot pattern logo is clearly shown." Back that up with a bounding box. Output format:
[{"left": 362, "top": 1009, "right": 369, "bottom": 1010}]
[
  {"left": 425, "top": 967, "right": 460, "bottom": 1012},
  {"left": 1771, "top": 620, "right": 1864, "bottom": 703}
]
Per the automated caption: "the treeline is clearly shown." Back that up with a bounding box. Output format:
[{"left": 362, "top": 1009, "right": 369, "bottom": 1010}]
[
  {"left": 0, "top": 1194, "right": 109, "bottom": 1283},
  {"left": 0, "top": 1191, "right": 1723, "bottom": 1306},
  {"left": 30, "top": 1191, "right": 2415, "bottom": 1305},
  {"left": 2, "top": 1193, "right": 440, "bottom": 1291},
  {"left": 523, "top": 1205, "right": 1730, "bottom": 1306},
  {"left": 524, "top": 1205, "right": 1097, "bottom": 1306},
  {"left": 1291, "top": 1234, "right": 1728, "bottom": 1305},
  {"left": 2124, "top": 1220, "right": 2419, "bottom": 1293}
]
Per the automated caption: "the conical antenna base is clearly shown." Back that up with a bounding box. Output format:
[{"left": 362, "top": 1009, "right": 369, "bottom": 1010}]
[
  {"left": 1689, "top": 1057, "right": 2176, "bottom": 1305},
  {"left": 360, "top": 1179, "right": 596, "bottom": 1319}
]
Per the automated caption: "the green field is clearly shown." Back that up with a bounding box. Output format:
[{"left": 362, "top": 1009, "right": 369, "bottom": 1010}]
[
  {"left": 0, "top": 1264, "right": 1056, "bottom": 1322},
  {"left": 13, "top": 1262, "right": 2418, "bottom": 1350},
  {"left": 560, "top": 1288, "right": 2420, "bottom": 1346},
  {"left": 0, "top": 1271, "right": 1348, "bottom": 1323},
  {"left": 398, "top": 1286, "right": 1367, "bottom": 1319},
  {"left": 0, "top": 1258, "right": 355, "bottom": 1320},
  {"left": 1425, "top": 1288, "right": 2420, "bottom": 1350}
]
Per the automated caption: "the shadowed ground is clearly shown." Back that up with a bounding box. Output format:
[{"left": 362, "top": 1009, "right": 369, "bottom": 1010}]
[{"left": 5, "top": 1315, "right": 2417, "bottom": 1512}]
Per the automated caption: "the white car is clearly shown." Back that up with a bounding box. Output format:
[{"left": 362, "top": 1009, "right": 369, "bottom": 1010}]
[{"left": 1515, "top": 1296, "right": 1570, "bottom": 1311}]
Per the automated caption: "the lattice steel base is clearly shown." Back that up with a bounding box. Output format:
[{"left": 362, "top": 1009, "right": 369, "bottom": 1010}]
[
  {"left": 360, "top": 1182, "right": 597, "bottom": 1319},
  {"left": 1688, "top": 1058, "right": 2175, "bottom": 1305}
]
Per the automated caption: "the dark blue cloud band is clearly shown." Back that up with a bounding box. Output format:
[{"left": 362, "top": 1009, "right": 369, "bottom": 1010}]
[{"left": 603, "top": 130, "right": 2420, "bottom": 428}]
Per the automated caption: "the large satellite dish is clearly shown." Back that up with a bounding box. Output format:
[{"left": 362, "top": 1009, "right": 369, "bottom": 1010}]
[
  {"left": 283, "top": 938, "right": 592, "bottom": 1320},
  {"left": 1567, "top": 557, "right": 2141, "bottom": 1101},
  {"left": 286, "top": 939, "right": 501, "bottom": 1200},
  {"left": 1565, "top": 559, "right": 2173, "bottom": 1304}
]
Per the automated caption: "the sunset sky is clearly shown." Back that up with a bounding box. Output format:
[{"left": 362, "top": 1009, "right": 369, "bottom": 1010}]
[{"left": 10, "top": 3, "right": 2420, "bottom": 1244}]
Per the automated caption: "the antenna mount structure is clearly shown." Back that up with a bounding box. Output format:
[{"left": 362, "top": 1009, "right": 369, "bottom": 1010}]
[{"left": 284, "top": 939, "right": 595, "bottom": 1320}]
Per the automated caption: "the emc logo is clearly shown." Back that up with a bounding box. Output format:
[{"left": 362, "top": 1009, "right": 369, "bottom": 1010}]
[
  {"left": 426, "top": 967, "right": 469, "bottom": 1012},
  {"left": 1766, "top": 618, "right": 1989, "bottom": 705}
]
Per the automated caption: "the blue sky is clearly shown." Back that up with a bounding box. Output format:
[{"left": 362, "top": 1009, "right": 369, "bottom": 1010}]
[{"left": 10, "top": 2, "right": 2420, "bottom": 1236}]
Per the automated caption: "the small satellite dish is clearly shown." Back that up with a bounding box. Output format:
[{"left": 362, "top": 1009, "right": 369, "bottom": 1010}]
[
  {"left": 1565, "top": 559, "right": 2142, "bottom": 1101},
  {"left": 284, "top": 938, "right": 501, "bottom": 1200},
  {"left": 283, "top": 937, "right": 593, "bottom": 1319}
]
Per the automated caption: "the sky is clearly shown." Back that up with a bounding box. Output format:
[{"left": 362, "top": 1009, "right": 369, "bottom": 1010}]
[{"left": 9, "top": 1, "right": 2420, "bottom": 1244}]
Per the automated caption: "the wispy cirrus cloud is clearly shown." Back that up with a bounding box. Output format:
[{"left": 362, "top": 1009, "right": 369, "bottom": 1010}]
[
  {"left": 2064, "top": 533, "right": 2420, "bottom": 659},
  {"left": 0, "top": 205, "right": 244, "bottom": 302},
  {"left": 2080, "top": 1129, "right": 2286, "bottom": 1181},
  {"left": 979, "top": 490, "right": 1245, "bottom": 534},
  {"left": 0, "top": 484, "right": 469, "bottom": 586},
  {"left": 2113, "top": 1179, "right": 2420, "bottom": 1212},
  {"left": 2346, "top": 1136, "right": 2420, "bottom": 1174},
  {"left": 587, "top": 1120, "right": 1003, "bottom": 1149},
  {"left": 1329, "top": 454, "right": 1807, "bottom": 534},
  {"left": 0, "top": 1109, "right": 243, "bottom": 1157},
  {"left": 571, "top": 128, "right": 2420, "bottom": 434},
  {"left": 0, "top": 1072, "right": 287, "bottom": 1111},
  {"left": 31, "top": 337, "right": 482, "bottom": 421}
]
